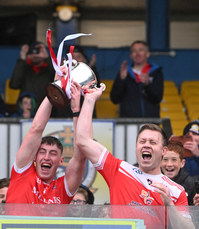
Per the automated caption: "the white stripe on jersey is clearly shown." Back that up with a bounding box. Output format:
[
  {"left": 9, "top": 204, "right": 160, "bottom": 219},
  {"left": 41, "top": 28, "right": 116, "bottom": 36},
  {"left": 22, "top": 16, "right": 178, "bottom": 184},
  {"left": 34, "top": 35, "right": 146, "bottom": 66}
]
[
  {"left": 93, "top": 148, "right": 107, "bottom": 170},
  {"left": 120, "top": 161, "right": 185, "bottom": 200}
]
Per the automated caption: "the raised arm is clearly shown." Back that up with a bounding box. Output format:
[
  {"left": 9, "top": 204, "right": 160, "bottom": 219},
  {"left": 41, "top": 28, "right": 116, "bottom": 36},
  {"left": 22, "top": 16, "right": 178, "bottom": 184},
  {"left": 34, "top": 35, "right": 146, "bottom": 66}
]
[
  {"left": 65, "top": 82, "right": 86, "bottom": 194},
  {"left": 15, "top": 97, "right": 52, "bottom": 169},
  {"left": 76, "top": 85, "right": 105, "bottom": 165},
  {"left": 15, "top": 72, "right": 61, "bottom": 169}
]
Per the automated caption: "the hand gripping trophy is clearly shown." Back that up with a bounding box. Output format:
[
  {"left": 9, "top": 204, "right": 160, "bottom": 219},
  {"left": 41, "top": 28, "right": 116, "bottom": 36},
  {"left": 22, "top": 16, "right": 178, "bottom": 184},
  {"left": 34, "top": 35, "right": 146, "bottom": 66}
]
[{"left": 46, "top": 30, "right": 105, "bottom": 109}]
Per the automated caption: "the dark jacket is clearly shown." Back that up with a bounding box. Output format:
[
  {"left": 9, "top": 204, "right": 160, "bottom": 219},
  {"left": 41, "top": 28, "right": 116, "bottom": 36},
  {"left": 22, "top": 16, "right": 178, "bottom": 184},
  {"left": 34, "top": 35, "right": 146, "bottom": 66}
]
[
  {"left": 10, "top": 58, "right": 55, "bottom": 108},
  {"left": 184, "top": 156, "right": 199, "bottom": 177},
  {"left": 173, "top": 168, "right": 196, "bottom": 205},
  {"left": 110, "top": 62, "right": 164, "bottom": 118}
]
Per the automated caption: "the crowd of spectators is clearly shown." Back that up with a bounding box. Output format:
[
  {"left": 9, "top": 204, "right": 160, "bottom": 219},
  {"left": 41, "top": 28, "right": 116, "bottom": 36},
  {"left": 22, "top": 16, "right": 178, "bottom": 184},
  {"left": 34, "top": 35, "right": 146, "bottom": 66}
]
[{"left": 1, "top": 40, "right": 199, "bottom": 228}]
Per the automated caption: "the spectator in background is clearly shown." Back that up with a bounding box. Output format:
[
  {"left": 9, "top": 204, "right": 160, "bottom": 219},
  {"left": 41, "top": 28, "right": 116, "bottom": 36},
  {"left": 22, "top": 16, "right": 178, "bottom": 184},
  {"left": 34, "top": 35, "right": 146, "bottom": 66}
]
[
  {"left": 10, "top": 92, "right": 37, "bottom": 119},
  {"left": 182, "top": 120, "right": 199, "bottom": 177},
  {"left": 10, "top": 41, "right": 55, "bottom": 110},
  {"left": 71, "top": 184, "right": 94, "bottom": 205},
  {"left": 0, "top": 178, "right": 10, "bottom": 203},
  {"left": 51, "top": 45, "right": 100, "bottom": 118},
  {"left": 67, "top": 184, "right": 94, "bottom": 218},
  {"left": 110, "top": 40, "right": 164, "bottom": 118},
  {"left": 161, "top": 141, "right": 197, "bottom": 205}
]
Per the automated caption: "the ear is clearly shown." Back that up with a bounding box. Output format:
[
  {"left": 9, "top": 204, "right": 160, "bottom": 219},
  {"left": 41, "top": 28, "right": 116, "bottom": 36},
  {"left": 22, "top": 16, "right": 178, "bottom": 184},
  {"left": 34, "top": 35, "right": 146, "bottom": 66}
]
[
  {"left": 146, "top": 51, "right": 150, "bottom": 58},
  {"left": 33, "top": 156, "right": 37, "bottom": 167},
  {"left": 181, "top": 159, "right": 185, "bottom": 168},
  {"left": 162, "top": 146, "right": 168, "bottom": 157},
  {"left": 59, "top": 156, "right": 64, "bottom": 166}
]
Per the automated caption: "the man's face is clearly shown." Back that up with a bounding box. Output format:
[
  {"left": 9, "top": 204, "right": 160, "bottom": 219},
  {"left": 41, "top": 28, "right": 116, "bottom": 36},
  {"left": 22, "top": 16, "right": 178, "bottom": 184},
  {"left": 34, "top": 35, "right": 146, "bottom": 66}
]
[
  {"left": 161, "top": 150, "right": 185, "bottom": 179},
  {"left": 136, "top": 130, "right": 167, "bottom": 175},
  {"left": 183, "top": 132, "right": 199, "bottom": 156},
  {"left": 27, "top": 54, "right": 43, "bottom": 65},
  {"left": 130, "top": 43, "right": 150, "bottom": 65},
  {"left": 35, "top": 143, "right": 63, "bottom": 184},
  {"left": 0, "top": 187, "right": 8, "bottom": 203}
]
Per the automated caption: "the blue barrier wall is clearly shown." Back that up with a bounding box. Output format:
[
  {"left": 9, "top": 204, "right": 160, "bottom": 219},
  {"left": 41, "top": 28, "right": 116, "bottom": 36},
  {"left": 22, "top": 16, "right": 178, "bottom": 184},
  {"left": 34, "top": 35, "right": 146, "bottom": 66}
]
[{"left": 0, "top": 45, "right": 199, "bottom": 95}]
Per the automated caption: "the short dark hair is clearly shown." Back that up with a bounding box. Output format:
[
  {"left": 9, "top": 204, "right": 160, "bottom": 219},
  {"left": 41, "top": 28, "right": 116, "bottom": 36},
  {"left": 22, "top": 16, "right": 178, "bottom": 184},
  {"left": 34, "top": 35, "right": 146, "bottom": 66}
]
[
  {"left": 137, "top": 123, "right": 168, "bottom": 146},
  {"left": 41, "top": 136, "right": 63, "bottom": 154},
  {"left": 130, "top": 40, "right": 149, "bottom": 50},
  {"left": 0, "top": 178, "right": 10, "bottom": 189},
  {"left": 78, "top": 184, "right": 94, "bottom": 204}
]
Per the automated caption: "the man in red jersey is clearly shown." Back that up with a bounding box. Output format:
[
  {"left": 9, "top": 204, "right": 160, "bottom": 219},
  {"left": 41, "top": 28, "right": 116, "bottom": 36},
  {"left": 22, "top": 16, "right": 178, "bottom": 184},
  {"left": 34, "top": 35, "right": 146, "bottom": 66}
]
[
  {"left": 6, "top": 66, "right": 86, "bottom": 206},
  {"left": 76, "top": 85, "right": 195, "bottom": 229}
]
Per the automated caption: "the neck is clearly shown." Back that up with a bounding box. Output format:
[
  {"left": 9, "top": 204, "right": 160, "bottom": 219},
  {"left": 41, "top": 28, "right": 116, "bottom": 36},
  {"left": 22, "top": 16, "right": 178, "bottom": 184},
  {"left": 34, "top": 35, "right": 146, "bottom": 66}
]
[
  {"left": 139, "top": 166, "right": 162, "bottom": 175},
  {"left": 33, "top": 61, "right": 44, "bottom": 67},
  {"left": 133, "top": 62, "right": 147, "bottom": 71}
]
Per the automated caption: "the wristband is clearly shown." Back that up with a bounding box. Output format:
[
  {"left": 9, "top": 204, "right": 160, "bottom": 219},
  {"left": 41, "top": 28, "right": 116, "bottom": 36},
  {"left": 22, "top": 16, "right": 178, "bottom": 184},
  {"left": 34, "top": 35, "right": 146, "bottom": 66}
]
[{"left": 72, "top": 111, "right": 80, "bottom": 117}]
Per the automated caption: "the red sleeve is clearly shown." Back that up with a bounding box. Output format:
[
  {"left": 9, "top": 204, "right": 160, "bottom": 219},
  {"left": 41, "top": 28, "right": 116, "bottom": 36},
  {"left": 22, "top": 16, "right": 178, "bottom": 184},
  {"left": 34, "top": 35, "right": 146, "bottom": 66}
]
[
  {"left": 10, "top": 164, "right": 35, "bottom": 181},
  {"left": 94, "top": 150, "right": 122, "bottom": 188}
]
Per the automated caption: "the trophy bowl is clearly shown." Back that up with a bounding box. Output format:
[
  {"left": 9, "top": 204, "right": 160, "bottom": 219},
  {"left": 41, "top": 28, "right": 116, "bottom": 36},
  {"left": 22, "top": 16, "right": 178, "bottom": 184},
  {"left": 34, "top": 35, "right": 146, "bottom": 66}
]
[{"left": 46, "top": 60, "right": 97, "bottom": 110}]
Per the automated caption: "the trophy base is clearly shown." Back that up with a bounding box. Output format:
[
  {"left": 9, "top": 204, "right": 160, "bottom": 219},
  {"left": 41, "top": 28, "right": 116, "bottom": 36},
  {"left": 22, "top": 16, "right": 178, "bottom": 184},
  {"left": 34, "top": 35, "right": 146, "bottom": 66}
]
[{"left": 46, "top": 83, "right": 69, "bottom": 110}]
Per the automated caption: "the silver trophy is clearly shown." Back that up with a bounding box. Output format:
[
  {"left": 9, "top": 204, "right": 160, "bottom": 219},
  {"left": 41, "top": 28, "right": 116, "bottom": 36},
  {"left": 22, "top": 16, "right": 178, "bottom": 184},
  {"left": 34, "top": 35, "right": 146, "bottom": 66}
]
[{"left": 46, "top": 60, "right": 97, "bottom": 109}]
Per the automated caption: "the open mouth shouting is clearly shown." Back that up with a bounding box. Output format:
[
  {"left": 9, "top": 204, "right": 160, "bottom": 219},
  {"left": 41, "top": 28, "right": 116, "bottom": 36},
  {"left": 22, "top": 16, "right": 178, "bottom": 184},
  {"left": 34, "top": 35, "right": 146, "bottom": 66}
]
[
  {"left": 142, "top": 152, "right": 152, "bottom": 161},
  {"left": 41, "top": 163, "right": 52, "bottom": 172}
]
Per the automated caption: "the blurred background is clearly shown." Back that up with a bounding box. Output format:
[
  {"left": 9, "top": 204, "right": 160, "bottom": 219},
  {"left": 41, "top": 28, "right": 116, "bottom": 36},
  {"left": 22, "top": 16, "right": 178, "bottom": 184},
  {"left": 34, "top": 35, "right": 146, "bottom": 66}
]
[
  {"left": 1, "top": 0, "right": 199, "bottom": 131},
  {"left": 1, "top": 0, "right": 199, "bottom": 91}
]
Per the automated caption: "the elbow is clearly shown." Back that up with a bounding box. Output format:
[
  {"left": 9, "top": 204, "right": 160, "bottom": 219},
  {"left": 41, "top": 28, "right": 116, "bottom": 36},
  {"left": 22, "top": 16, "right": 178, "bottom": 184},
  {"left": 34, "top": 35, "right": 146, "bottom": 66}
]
[
  {"left": 76, "top": 133, "right": 85, "bottom": 149},
  {"left": 31, "top": 120, "right": 44, "bottom": 134},
  {"left": 76, "top": 132, "right": 88, "bottom": 151}
]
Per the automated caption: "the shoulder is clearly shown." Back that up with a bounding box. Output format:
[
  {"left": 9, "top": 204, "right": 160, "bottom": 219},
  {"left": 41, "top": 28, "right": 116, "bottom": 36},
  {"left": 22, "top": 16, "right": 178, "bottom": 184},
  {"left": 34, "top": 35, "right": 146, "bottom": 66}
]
[
  {"left": 13, "top": 161, "right": 34, "bottom": 175},
  {"left": 93, "top": 149, "right": 118, "bottom": 170},
  {"left": 56, "top": 175, "right": 65, "bottom": 182},
  {"left": 162, "top": 175, "right": 185, "bottom": 193},
  {"left": 120, "top": 162, "right": 143, "bottom": 180},
  {"left": 148, "top": 62, "right": 163, "bottom": 74},
  {"left": 148, "top": 62, "right": 161, "bottom": 69},
  {"left": 185, "top": 157, "right": 199, "bottom": 165},
  {"left": 121, "top": 161, "right": 140, "bottom": 172}
]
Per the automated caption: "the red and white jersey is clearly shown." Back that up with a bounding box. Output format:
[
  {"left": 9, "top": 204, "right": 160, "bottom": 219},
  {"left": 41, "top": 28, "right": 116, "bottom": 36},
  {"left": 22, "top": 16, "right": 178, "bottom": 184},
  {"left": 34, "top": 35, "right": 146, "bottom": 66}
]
[
  {"left": 94, "top": 149, "right": 188, "bottom": 206},
  {"left": 6, "top": 161, "right": 73, "bottom": 204}
]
